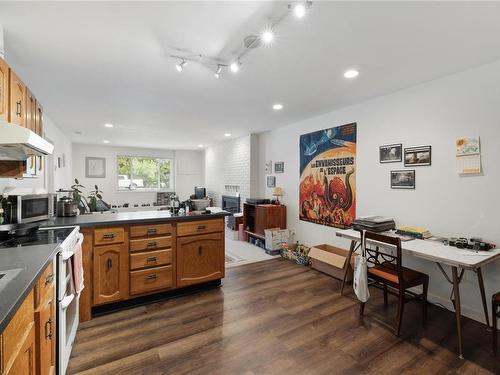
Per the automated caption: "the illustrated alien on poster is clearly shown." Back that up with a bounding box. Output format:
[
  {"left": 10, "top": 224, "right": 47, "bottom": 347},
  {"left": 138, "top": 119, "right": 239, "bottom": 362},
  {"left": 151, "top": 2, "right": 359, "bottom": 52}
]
[{"left": 299, "top": 123, "right": 357, "bottom": 228}]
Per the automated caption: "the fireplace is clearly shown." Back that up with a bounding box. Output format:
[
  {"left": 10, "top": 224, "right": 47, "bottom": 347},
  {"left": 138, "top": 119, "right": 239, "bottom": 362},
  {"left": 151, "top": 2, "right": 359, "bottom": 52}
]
[{"left": 222, "top": 195, "right": 241, "bottom": 214}]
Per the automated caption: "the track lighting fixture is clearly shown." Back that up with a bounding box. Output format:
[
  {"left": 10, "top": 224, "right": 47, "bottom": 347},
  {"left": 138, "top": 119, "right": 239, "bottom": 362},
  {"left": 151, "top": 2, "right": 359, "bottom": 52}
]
[
  {"left": 175, "top": 59, "right": 187, "bottom": 72},
  {"left": 230, "top": 61, "right": 241, "bottom": 73},
  {"left": 290, "top": 1, "right": 311, "bottom": 19},
  {"left": 261, "top": 29, "right": 275, "bottom": 44},
  {"left": 214, "top": 65, "right": 223, "bottom": 78}
]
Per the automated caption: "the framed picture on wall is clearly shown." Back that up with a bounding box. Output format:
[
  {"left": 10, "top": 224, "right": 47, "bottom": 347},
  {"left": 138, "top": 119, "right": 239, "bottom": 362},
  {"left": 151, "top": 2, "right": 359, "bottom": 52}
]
[
  {"left": 390, "top": 170, "right": 415, "bottom": 189},
  {"left": 85, "top": 157, "right": 106, "bottom": 178},
  {"left": 274, "top": 161, "right": 284, "bottom": 173},
  {"left": 404, "top": 146, "right": 431, "bottom": 166},
  {"left": 379, "top": 143, "right": 402, "bottom": 163},
  {"left": 267, "top": 175, "right": 276, "bottom": 188},
  {"left": 265, "top": 160, "right": 273, "bottom": 175}
]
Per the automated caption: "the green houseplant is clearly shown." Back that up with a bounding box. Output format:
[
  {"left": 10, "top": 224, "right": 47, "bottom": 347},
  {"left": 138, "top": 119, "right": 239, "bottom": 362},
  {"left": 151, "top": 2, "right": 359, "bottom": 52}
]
[{"left": 87, "top": 185, "right": 103, "bottom": 212}]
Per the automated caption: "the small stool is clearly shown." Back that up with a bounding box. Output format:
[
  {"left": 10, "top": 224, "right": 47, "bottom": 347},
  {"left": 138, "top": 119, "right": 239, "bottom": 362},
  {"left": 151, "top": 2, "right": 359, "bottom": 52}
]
[{"left": 493, "top": 291, "right": 500, "bottom": 356}]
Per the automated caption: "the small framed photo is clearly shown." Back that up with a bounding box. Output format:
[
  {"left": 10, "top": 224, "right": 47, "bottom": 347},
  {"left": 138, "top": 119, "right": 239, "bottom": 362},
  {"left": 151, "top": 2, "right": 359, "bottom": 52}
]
[
  {"left": 274, "top": 161, "right": 284, "bottom": 173},
  {"left": 391, "top": 170, "right": 415, "bottom": 189},
  {"left": 379, "top": 143, "right": 402, "bottom": 163},
  {"left": 85, "top": 157, "right": 106, "bottom": 178},
  {"left": 404, "top": 146, "right": 431, "bottom": 166},
  {"left": 265, "top": 160, "right": 273, "bottom": 175},
  {"left": 267, "top": 176, "right": 276, "bottom": 188}
]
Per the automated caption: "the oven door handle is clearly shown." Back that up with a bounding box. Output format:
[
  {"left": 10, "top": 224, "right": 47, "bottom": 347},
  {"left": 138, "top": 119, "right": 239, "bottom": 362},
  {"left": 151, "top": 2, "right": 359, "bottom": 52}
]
[
  {"left": 62, "top": 233, "right": 84, "bottom": 261},
  {"left": 60, "top": 294, "right": 75, "bottom": 310}
]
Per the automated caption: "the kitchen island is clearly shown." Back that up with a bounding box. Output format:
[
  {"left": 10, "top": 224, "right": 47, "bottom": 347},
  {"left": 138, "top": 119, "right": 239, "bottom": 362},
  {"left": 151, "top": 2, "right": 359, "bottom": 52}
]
[{"left": 41, "top": 211, "right": 230, "bottom": 321}]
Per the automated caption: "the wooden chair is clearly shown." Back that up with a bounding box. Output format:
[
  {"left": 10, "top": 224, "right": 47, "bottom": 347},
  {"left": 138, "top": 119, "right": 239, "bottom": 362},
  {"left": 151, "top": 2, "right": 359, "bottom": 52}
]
[
  {"left": 359, "top": 231, "right": 429, "bottom": 336},
  {"left": 493, "top": 291, "right": 500, "bottom": 356}
]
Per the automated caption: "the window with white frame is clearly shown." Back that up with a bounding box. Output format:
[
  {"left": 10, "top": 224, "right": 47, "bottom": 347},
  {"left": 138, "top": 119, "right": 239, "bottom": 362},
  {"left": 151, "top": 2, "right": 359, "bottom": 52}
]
[{"left": 117, "top": 156, "right": 173, "bottom": 191}]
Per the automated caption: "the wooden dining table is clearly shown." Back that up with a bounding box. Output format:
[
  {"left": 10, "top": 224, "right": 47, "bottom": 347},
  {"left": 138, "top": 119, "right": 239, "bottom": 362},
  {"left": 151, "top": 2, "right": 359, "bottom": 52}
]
[{"left": 335, "top": 228, "right": 500, "bottom": 359}]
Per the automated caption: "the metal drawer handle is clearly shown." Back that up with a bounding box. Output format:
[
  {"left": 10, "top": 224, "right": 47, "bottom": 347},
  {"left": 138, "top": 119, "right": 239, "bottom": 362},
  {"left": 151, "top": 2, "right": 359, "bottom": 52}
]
[
  {"left": 107, "top": 258, "right": 112, "bottom": 270},
  {"left": 146, "top": 274, "right": 157, "bottom": 280},
  {"left": 198, "top": 246, "right": 202, "bottom": 255},
  {"left": 146, "top": 256, "right": 158, "bottom": 263},
  {"left": 147, "top": 228, "right": 157, "bottom": 234},
  {"left": 147, "top": 241, "right": 157, "bottom": 248},
  {"left": 103, "top": 233, "right": 115, "bottom": 240},
  {"left": 16, "top": 100, "right": 22, "bottom": 116},
  {"left": 45, "top": 318, "right": 53, "bottom": 339},
  {"left": 197, "top": 225, "right": 207, "bottom": 230},
  {"left": 45, "top": 273, "right": 54, "bottom": 286}
]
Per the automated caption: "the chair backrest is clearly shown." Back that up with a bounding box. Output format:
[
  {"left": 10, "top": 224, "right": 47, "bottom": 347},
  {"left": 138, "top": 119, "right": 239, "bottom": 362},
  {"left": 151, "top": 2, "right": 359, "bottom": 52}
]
[{"left": 362, "top": 230, "right": 404, "bottom": 283}]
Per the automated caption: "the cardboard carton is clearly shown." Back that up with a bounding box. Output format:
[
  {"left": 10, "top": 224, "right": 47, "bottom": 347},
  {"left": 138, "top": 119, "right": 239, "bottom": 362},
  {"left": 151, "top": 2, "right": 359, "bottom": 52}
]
[
  {"left": 264, "top": 228, "right": 291, "bottom": 251},
  {"left": 309, "top": 244, "right": 356, "bottom": 281}
]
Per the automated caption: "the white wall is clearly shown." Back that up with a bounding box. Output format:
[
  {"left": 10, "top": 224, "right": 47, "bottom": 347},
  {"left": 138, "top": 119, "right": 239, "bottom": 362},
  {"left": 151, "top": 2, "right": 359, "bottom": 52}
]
[
  {"left": 71, "top": 143, "right": 204, "bottom": 206},
  {"left": 0, "top": 114, "right": 73, "bottom": 193},
  {"left": 258, "top": 60, "right": 500, "bottom": 323}
]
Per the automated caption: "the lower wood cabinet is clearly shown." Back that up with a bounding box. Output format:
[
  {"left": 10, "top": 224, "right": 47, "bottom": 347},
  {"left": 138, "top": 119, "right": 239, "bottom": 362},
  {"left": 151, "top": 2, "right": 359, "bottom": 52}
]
[
  {"left": 5, "top": 325, "right": 35, "bottom": 375},
  {"left": 34, "top": 299, "right": 55, "bottom": 375},
  {"left": 177, "top": 232, "right": 224, "bottom": 288},
  {"left": 130, "top": 265, "right": 173, "bottom": 295},
  {"left": 93, "top": 244, "right": 129, "bottom": 305}
]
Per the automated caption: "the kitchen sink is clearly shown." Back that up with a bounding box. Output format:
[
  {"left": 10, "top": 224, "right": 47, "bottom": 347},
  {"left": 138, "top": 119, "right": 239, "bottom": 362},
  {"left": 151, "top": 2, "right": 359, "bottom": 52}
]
[{"left": 0, "top": 268, "right": 22, "bottom": 292}]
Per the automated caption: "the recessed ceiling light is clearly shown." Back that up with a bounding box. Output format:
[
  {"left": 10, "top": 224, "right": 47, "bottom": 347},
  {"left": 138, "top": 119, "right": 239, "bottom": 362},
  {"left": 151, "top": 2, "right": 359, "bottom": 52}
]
[
  {"left": 103, "top": 140, "right": 110, "bottom": 144},
  {"left": 224, "top": 133, "right": 231, "bottom": 137},
  {"left": 230, "top": 61, "right": 240, "bottom": 73},
  {"left": 197, "top": 144, "right": 204, "bottom": 148},
  {"left": 261, "top": 29, "right": 275, "bottom": 44},
  {"left": 293, "top": 3, "right": 306, "bottom": 18},
  {"left": 272, "top": 103, "right": 283, "bottom": 111},
  {"left": 344, "top": 69, "right": 359, "bottom": 79},
  {"left": 176, "top": 59, "right": 187, "bottom": 72},
  {"left": 104, "top": 123, "right": 113, "bottom": 128}
]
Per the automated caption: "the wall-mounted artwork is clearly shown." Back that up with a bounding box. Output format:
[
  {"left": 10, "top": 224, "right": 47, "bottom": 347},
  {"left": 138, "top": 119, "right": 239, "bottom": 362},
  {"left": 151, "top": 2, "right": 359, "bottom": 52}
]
[
  {"left": 299, "top": 122, "right": 357, "bottom": 229},
  {"left": 391, "top": 170, "right": 415, "bottom": 189},
  {"left": 267, "top": 175, "right": 276, "bottom": 188},
  {"left": 404, "top": 146, "right": 431, "bottom": 166},
  {"left": 456, "top": 137, "right": 481, "bottom": 174},
  {"left": 265, "top": 160, "right": 273, "bottom": 175},
  {"left": 85, "top": 157, "right": 106, "bottom": 178},
  {"left": 274, "top": 161, "right": 284, "bottom": 173},
  {"left": 379, "top": 143, "right": 402, "bottom": 163}
]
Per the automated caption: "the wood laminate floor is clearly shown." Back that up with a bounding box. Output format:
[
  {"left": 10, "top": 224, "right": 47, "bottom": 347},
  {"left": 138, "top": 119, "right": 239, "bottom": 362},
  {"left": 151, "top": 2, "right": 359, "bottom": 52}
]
[{"left": 68, "top": 259, "right": 499, "bottom": 375}]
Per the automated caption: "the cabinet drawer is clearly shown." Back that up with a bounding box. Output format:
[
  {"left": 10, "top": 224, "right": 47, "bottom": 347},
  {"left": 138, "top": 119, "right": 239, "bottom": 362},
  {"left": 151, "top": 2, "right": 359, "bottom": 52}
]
[
  {"left": 130, "top": 265, "right": 172, "bottom": 295},
  {"left": 177, "top": 219, "right": 224, "bottom": 237},
  {"left": 94, "top": 227, "right": 125, "bottom": 246},
  {"left": 130, "top": 223, "right": 172, "bottom": 238},
  {"left": 35, "top": 262, "right": 54, "bottom": 307},
  {"left": 130, "top": 236, "right": 172, "bottom": 252},
  {"left": 130, "top": 249, "right": 172, "bottom": 270}
]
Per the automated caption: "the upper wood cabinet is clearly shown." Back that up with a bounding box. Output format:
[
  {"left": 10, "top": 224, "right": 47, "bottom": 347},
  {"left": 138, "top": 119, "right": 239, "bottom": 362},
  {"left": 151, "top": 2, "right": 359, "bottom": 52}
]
[
  {"left": 26, "top": 88, "right": 36, "bottom": 132},
  {"left": 93, "top": 243, "right": 129, "bottom": 305},
  {"left": 35, "top": 99, "right": 43, "bottom": 136},
  {"left": 0, "top": 57, "right": 8, "bottom": 121},
  {"left": 177, "top": 232, "right": 224, "bottom": 288},
  {"left": 8, "top": 69, "right": 26, "bottom": 127}
]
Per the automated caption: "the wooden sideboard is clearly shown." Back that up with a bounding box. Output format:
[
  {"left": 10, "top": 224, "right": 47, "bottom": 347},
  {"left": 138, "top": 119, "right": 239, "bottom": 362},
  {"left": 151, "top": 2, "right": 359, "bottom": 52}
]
[
  {"left": 243, "top": 203, "right": 286, "bottom": 240},
  {"left": 79, "top": 216, "right": 225, "bottom": 322}
]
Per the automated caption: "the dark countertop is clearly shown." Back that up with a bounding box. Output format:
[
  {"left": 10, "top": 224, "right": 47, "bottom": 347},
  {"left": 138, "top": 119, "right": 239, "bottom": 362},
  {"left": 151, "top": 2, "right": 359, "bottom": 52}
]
[
  {"left": 0, "top": 243, "right": 58, "bottom": 333},
  {"left": 40, "top": 210, "right": 231, "bottom": 228}
]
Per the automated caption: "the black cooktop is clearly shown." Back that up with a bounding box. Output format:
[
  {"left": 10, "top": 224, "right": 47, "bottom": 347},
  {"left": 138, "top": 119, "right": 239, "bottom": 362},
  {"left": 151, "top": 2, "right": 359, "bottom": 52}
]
[{"left": 0, "top": 228, "right": 75, "bottom": 249}]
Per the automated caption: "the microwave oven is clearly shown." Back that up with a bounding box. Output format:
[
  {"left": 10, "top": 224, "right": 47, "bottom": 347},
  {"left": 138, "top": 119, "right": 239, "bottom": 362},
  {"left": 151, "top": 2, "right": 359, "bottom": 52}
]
[{"left": 3, "top": 194, "right": 55, "bottom": 224}]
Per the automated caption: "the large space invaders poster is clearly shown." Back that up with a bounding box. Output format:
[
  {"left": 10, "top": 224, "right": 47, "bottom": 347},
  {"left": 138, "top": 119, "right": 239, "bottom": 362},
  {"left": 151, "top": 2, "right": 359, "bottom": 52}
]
[{"left": 299, "top": 123, "right": 357, "bottom": 228}]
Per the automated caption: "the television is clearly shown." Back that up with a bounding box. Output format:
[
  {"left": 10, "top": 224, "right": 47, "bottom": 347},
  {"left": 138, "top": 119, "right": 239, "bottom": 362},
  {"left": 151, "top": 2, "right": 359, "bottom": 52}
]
[{"left": 194, "top": 186, "right": 206, "bottom": 199}]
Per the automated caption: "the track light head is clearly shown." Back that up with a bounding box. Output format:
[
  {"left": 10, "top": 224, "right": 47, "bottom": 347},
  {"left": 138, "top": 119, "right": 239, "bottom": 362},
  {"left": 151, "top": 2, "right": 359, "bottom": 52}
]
[
  {"left": 261, "top": 29, "right": 275, "bottom": 44},
  {"left": 214, "top": 65, "right": 222, "bottom": 78},
  {"left": 175, "top": 59, "right": 187, "bottom": 72},
  {"left": 290, "top": 1, "right": 311, "bottom": 19},
  {"left": 230, "top": 60, "right": 241, "bottom": 73}
]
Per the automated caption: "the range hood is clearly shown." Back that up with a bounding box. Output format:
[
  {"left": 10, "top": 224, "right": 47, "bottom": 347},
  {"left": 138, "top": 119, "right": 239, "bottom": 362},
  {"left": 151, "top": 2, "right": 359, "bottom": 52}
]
[{"left": 0, "top": 121, "right": 54, "bottom": 160}]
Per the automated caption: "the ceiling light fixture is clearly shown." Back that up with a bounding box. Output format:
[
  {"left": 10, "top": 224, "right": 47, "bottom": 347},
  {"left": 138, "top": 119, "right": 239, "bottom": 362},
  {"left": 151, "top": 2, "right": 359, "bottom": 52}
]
[
  {"left": 224, "top": 133, "right": 231, "bottom": 137},
  {"left": 214, "top": 65, "right": 223, "bottom": 78},
  {"left": 344, "top": 69, "right": 359, "bottom": 79},
  {"left": 261, "top": 29, "right": 275, "bottom": 44},
  {"left": 292, "top": 3, "right": 307, "bottom": 18},
  {"left": 175, "top": 59, "right": 187, "bottom": 72},
  {"left": 230, "top": 60, "right": 241, "bottom": 73},
  {"left": 273, "top": 103, "right": 283, "bottom": 111},
  {"left": 104, "top": 123, "right": 113, "bottom": 128},
  {"left": 197, "top": 144, "right": 204, "bottom": 148},
  {"left": 103, "top": 140, "right": 110, "bottom": 144}
]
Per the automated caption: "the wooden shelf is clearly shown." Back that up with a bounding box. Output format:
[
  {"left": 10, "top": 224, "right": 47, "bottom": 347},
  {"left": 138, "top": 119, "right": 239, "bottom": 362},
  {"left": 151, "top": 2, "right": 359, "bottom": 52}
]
[{"left": 244, "top": 231, "right": 265, "bottom": 240}]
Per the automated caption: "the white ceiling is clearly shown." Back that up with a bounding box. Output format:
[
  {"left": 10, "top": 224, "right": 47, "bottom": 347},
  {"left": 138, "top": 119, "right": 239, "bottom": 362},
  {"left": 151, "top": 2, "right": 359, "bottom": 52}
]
[{"left": 1, "top": 1, "right": 500, "bottom": 150}]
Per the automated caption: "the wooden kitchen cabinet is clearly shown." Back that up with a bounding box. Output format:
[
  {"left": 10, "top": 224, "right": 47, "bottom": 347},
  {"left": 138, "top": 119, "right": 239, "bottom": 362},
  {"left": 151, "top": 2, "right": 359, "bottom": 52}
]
[
  {"left": 177, "top": 232, "right": 224, "bottom": 288},
  {"left": 34, "top": 299, "right": 55, "bottom": 375},
  {"left": 8, "top": 69, "right": 26, "bottom": 127},
  {"left": 34, "top": 100, "right": 43, "bottom": 136},
  {"left": 0, "top": 57, "right": 8, "bottom": 121},
  {"left": 93, "top": 243, "right": 129, "bottom": 305}
]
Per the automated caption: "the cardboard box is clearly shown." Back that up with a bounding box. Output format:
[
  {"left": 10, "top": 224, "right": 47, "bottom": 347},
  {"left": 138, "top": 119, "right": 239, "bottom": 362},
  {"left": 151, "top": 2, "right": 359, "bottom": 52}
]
[
  {"left": 309, "top": 244, "right": 355, "bottom": 281},
  {"left": 264, "top": 228, "right": 291, "bottom": 251}
]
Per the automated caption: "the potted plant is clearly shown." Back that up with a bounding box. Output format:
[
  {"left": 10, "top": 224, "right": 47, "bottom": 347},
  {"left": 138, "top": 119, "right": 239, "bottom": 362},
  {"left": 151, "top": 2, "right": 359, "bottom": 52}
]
[
  {"left": 71, "top": 179, "right": 85, "bottom": 214},
  {"left": 87, "top": 185, "right": 103, "bottom": 212}
]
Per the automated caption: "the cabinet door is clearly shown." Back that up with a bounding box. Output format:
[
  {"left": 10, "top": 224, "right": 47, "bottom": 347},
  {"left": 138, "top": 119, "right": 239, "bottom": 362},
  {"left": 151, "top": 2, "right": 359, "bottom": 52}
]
[
  {"left": 93, "top": 244, "right": 129, "bottom": 305},
  {"left": 0, "top": 57, "right": 8, "bottom": 121},
  {"left": 9, "top": 69, "right": 26, "bottom": 127},
  {"left": 26, "top": 89, "right": 36, "bottom": 132},
  {"left": 6, "top": 324, "right": 35, "bottom": 375},
  {"left": 35, "top": 299, "right": 55, "bottom": 375},
  {"left": 35, "top": 100, "right": 43, "bottom": 136},
  {"left": 177, "top": 232, "right": 224, "bottom": 288}
]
